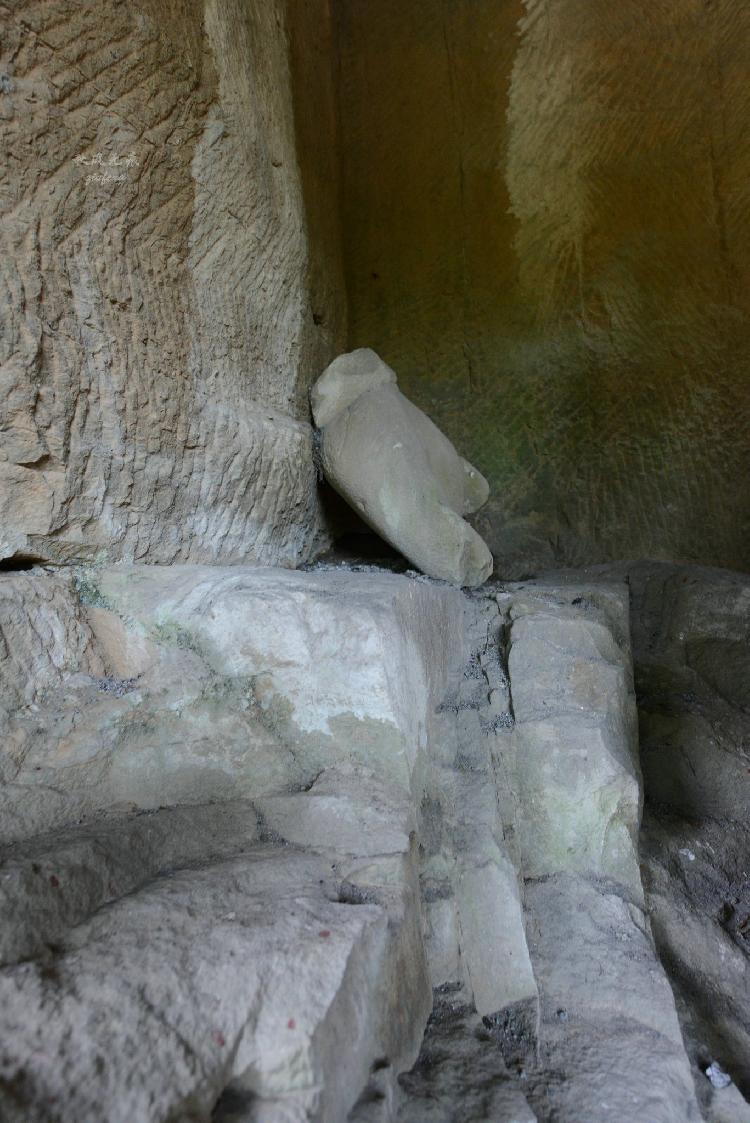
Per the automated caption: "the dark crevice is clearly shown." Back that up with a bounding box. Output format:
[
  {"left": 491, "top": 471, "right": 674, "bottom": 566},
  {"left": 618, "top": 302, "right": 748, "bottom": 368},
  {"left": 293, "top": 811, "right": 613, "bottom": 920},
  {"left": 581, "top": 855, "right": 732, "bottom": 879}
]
[{"left": 0, "top": 555, "right": 46, "bottom": 571}]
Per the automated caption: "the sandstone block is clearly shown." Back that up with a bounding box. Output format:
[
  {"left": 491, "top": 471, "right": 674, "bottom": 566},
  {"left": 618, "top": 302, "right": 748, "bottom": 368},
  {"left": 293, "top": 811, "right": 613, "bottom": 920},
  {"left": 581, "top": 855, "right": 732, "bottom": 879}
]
[
  {"left": 0, "top": 566, "right": 465, "bottom": 842},
  {"left": 0, "top": 844, "right": 390, "bottom": 1123},
  {"left": 454, "top": 847, "right": 536, "bottom": 1018},
  {"left": 0, "top": 0, "right": 344, "bottom": 568},
  {"left": 506, "top": 588, "right": 642, "bottom": 894},
  {"left": 524, "top": 875, "right": 703, "bottom": 1123}
]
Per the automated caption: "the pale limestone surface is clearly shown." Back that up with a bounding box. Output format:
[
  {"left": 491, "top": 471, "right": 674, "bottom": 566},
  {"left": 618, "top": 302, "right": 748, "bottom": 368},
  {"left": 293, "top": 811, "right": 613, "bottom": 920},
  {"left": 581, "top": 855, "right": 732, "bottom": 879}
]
[
  {"left": 312, "top": 350, "right": 493, "bottom": 587},
  {"left": 0, "top": 801, "right": 262, "bottom": 966},
  {"left": 506, "top": 585, "right": 642, "bottom": 894},
  {"left": 0, "top": 564, "right": 736, "bottom": 1121},
  {"left": 541, "top": 560, "right": 750, "bottom": 1121},
  {"left": 0, "top": 841, "right": 393, "bottom": 1123},
  {"left": 0, "top": 565, "right": 463, "bottom": 1122},
  {"left": 496, "top": 582, "right": 700, "bottom": 1121},
  {"left": 0, "top": 566, "right": 465, "bottom": 843},
  {"left": 401, "top": 581, "right": 701, "bottom": 1123},
  {"left": 415, "top": 595, "right": 537, "bottom": 1023}
]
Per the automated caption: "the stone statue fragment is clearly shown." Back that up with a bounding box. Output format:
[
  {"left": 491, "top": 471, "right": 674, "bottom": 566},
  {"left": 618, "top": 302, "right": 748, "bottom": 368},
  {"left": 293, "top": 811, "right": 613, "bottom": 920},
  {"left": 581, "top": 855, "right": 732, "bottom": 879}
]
[{"left": 312, "top": 349, "right": 493, "bottom": 587}]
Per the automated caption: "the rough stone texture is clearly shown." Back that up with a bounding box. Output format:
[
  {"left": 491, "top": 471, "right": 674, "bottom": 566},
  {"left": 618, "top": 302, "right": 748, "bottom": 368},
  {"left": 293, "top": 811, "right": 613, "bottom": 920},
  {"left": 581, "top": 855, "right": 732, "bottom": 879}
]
[
  {"left": 0, "top": 564, "right": 470, "bottom": 1121},
  {"left": 499, "top": 581, "right": 700, "bottom": 1122},
  {"left": 312, "top": 349, "right": 493, "bottom": 587},
  {"left": 642, "top": 814, "right": 750, "bottom": 1123},
  {"left": 334, "top": 0, "right": 750, "bottom": 574},
  {"left": 506, "top": 584, "right": 642, "bottom": 894},
  {"left": 2, "top": 562, "right": 745, "bottom": 1120},
  {"left": 397, "top": 993, "right": 537, "bottom": 1123},
  {"left": 416, "top": 595, "right": 537, "bottom": 1026},
  {"left": 545, "top": 559, "right": 750, "bottom": 1119},
  {"left": 0, "top": 836, "right": 402, "bottom": 1123},
  {"left": 0, "top": 565, "right": 465, "bottom": 843},
  {"left": 0, "top": 0, "right": 345, "bottom": 566},
  {"left": 0, "top": 801, "right": 262, "bottom": 966},
  {"left": 523, "top": 876, "right": 701, "bottom": 1123},
  {"left": 398, "top": 578, "right": 703, "bottom": 1123},
  {"left": 630, "top": 563, "right": 750, "bottom": 1117}
]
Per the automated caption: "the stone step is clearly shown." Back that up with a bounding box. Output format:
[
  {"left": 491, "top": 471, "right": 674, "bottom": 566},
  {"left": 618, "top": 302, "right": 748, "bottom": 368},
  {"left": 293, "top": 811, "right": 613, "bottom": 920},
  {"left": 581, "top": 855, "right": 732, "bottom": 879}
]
[
  {"left": 0, "top": 813, "right": 425, "bottom": 1123},
  {"left": 0, "top": 565, "right": 466, "bottom": 845},
  {"left": 0, "top": 802, "right": 261, "bottom": 966}
]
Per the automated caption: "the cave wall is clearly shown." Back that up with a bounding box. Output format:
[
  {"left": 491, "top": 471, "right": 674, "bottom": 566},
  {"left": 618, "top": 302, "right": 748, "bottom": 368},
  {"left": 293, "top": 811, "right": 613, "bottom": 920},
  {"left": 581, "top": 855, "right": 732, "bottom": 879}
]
[
  {"left": 335, "top": 0, "right": 750, "bottom": 575},
  {"left": 0, "top": 0, "right": 345, "bottom": 566}
]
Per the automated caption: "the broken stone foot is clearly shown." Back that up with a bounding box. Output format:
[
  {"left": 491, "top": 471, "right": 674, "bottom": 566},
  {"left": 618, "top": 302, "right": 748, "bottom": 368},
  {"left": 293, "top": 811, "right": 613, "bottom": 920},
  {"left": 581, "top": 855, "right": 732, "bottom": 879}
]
[{"left": 311, "top": 349, "right": 493, "bottom": 587}]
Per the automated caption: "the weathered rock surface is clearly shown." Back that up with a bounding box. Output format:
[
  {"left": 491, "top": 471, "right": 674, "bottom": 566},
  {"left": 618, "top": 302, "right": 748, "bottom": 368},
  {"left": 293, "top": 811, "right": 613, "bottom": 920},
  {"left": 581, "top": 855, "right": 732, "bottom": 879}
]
[
  {"left": 0, "top": 0, "right": 345, "bottom": 567},
  {"left": 397, "top": 992, "right": 537, "bottom": 1123},
  {"left": 0, "top": 562, "right": 464, "bottom": 1120},
  {"left": 524, "top": 875, "right": 700, "bottom": 1123},
  {"left": 397, "top": 579, "right": 703, "bottom": 1123},
  {"left": 642, "top": 814, "right": 750, "bottom": 1123},
  {"left": 0, "top": 563, "right": 465, "bottom": 1115},
  {"left": 0, "top": 833, "right": 409, "bottom": 1123},
  {"left": 546, "top": 559, "right": 750, "bottom": 1120},
  {"left": 506, "top": 585, "right": 642, "bottom": 894},
  {"left": 2, "top": 562, "right": 745, "bottom": 1121},
  {"left": 312, "top": 349, "right": 493, "bottom": 587},
  {"left": 416, "top": 595, "right": 537, "bottom": 1024},
  {"left": 629, "top": 563, "right": 750, "bottom": 1119},
  {"left": 0, "top": 565, "right": 465, "bottom": 843},
  {"left": 0, "top": 801, "right": 261, "bottom": 967}
]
